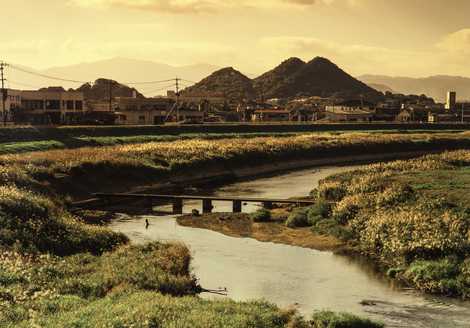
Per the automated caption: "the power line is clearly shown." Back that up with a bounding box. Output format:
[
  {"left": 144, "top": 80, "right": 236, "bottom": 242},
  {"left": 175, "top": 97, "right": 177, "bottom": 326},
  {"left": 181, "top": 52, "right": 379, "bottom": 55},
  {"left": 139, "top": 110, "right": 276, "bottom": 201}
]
[
  {"left": 180, "top": 78, "right": 197, "bottom": 84},
  {"left": 143, "top": 84, "right": 177, "bottom": 95},
  {"left": 7, "top": 61, "right": 199, "bottom": 87},
  {"left": 9, "top": 64, "right": 89, "bottom": 84},
  {"left": 8, "top": 80, "right": 42, "bottom": 89},
  {"left": 125, "top": 79, "right": 176, "bottom": 85}
]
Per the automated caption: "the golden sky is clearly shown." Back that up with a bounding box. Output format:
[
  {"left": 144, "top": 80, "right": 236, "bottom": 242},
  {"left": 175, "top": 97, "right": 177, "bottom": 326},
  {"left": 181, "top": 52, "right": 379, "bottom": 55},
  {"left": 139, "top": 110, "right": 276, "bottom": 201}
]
[{"left": 3, "top": 0, "right": 470, "bottom": 77}]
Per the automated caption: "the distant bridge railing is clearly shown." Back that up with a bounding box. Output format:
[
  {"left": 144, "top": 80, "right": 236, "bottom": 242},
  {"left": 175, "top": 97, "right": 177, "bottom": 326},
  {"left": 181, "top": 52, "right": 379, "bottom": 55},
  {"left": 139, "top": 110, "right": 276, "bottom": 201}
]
[{"left": 93, "top": 193, "right": 315, "bottom": 214}]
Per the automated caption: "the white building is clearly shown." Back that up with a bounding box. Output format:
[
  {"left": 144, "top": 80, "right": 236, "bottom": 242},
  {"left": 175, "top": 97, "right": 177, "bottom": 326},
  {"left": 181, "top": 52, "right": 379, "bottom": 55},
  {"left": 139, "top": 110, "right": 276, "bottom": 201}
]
[{"left": 446, "top": 91, "right": 456, "bottom": 110}]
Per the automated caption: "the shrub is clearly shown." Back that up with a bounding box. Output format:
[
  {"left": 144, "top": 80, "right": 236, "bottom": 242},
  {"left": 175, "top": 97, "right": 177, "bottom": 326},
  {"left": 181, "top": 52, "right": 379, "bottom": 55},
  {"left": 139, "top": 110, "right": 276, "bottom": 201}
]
[
  {"left": 375, "top": 183, "right": 415, "bottom": 207},
  {"left": 250, "top": 208, "right": 271, "bottom": 222},
  {"left": 310, "top": 310, "right": 384, "bottom": 328},
  {"left": 331, "top": 195, "right": 363, "bottom": 225},
  {"left": 312, "top": 220, "right": 353, "bottom": 241},
  {"left": 317, "top": 181, "right": 346, "bottom": 202},
  {"left": 286, "top": 208, "right": 310, "bottom": 228},
  {"left": 404, "top": 258, "right": 462, "bottom": 295},
  {"left": 386, "top": 267, "right": 405, "bottom": 279},
  {"left": 354, "top": 204, "right": 470, "bottom": 263},
  {"left": 0, "top": 185, "right": 128, "bottom": 255}
]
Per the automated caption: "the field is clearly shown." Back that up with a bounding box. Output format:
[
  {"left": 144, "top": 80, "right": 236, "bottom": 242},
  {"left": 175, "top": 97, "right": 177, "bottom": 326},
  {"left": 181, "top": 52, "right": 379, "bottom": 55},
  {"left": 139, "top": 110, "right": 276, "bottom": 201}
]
[{"left": 4, "top": 131, "right": 470, "bottom": 326}]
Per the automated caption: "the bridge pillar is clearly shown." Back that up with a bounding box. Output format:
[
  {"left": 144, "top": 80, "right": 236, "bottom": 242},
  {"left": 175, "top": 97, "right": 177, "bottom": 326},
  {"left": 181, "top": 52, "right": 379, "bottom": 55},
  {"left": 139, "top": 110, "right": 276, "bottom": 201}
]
[
  {"left": 262, "top": 201, "right": 273, "bottom": 210},
  {"left": 202, "top": 199, "right": 213, "bottom": 214},
  {"left": 233, "top": 200, "right": 242, "bottom": 213},
  {"left": 173, "top": 199, "right": 183, "bottom": 214}
]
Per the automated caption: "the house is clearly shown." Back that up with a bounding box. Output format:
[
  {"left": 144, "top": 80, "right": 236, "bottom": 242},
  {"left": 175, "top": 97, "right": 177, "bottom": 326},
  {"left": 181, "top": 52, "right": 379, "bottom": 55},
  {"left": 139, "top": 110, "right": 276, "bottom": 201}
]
[
  {"left": 252, "top": 109, "right": 291, "bottom": 122},
  {"left": 167, "top": 90, "right": 226, "bottom": 106},
  {"left": 113, "top": 97, "right": 173, "bottom": 125},
  {"left": 325, "top": 100, "right": 374, "bottom": 122},
  {"left": 113, "top": 97, "right": 205, "bottom": 125},
  {"left": 115, "top": 109, "right": 168, "bottom": 125},
  {"left": 396, "top": 106, "right": 429, "bottom": 122}
]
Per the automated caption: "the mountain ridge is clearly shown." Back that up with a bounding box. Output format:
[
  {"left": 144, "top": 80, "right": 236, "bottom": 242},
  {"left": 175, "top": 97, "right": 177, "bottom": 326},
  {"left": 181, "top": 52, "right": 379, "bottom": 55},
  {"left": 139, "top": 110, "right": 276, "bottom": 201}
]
[
  {"left": 358, "top": 74, "right": 470, "bottom": 101},
  {"left": 187, "top": 56, "right": 382, "bottom": 102}
]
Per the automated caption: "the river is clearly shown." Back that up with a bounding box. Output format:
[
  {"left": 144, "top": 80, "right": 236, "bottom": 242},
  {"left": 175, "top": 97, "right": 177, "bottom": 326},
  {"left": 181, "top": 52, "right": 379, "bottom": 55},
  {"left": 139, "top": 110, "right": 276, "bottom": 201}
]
[{"left": 108, "top": 165, "right": 470, "bottom": 327}]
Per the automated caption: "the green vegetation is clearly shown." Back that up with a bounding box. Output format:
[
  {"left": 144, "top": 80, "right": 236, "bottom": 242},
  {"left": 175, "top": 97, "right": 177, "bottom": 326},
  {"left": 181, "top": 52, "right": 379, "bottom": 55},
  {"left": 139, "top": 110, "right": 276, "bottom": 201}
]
[
  {"left": 286, "top": 208, "right": 310, "bottom": 228},
  {"left": 308, "top": 150, "right": 470, "bottom": 297},
  {"left": 0, "top": 185, "right": 127, "bottom": 255},
  {"left": 0, "top": 132, "right": 302, "bottom": 155},
  {"left": 2, "top": 131, "right": 470, "bottom": 200},
  {"left": 250, "top": 208, "right": 272, "bottom": 222},
  {"left": 1, "top": 132, "right": 407, "bottom": 326},
  {"left": 310, "top": 311, "right": 384, "bottom": 328}
]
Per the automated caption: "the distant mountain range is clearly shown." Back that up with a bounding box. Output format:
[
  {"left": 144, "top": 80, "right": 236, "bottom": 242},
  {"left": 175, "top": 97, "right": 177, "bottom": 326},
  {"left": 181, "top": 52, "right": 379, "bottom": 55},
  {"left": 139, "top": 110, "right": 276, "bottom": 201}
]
[
  {"left": 358, "top": 75, "right": 470, "bottom": 102},
  {"left": 186, "top": 57, "right": 382, "bottom": 102},
  {"left": 8, "top": 58, "right": 219, "bottom": 96},
  {"left": 10, "top": 57, "right": 470, "bottom": 103}
]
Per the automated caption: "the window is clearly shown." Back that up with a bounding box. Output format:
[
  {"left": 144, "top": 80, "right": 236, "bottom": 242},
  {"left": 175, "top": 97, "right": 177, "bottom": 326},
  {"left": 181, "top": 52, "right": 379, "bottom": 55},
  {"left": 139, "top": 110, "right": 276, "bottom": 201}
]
[
  {"left": 45, "top": 100, "right": 60, "bottom": 110},
  {"left": 23, "top": 100, "right": 44, "bottom": 110},
  {"left": 75, "top": 101, "right": 83, "bottom": 110},
  {"left": 66, "top": 100, "right": 74, "bottom": 110}
]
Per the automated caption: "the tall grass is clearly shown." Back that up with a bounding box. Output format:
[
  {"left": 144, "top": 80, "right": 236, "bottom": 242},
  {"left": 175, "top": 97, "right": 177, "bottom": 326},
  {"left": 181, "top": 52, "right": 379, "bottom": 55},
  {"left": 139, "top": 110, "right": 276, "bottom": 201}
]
[{"left": 312, "top": 150, "right": 470, "bottom": 297}]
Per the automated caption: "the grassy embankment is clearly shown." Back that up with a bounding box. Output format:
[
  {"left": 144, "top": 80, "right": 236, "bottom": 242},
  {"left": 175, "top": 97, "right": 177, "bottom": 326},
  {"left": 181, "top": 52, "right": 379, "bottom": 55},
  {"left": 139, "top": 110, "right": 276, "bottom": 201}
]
[
  {"left": 308, "top": 150, "right": 470, "bottom": 298},
  {"left": 0, "top": 124, "right": 468, "bottom": 155},
  {"left": 5, "top": 132, "right": 470, "bottom": 326}
]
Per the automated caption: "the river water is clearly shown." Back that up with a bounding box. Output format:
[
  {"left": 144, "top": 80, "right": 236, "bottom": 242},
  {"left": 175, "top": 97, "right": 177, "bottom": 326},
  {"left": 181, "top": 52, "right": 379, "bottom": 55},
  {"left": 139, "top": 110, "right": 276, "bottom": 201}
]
[{"left": 108, "top": 166, "right": 470, "bottom": 327}]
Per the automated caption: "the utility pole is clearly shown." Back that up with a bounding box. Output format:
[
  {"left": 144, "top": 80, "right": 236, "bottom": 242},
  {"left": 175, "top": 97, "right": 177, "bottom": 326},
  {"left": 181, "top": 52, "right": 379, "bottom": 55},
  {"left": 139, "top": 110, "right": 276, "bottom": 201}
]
[
  {"left": 108, "top": 79, "right": 113, "bottom": 112},
  {"left": 462, "top": 103, "right": 465, "bottom": 124},
  {"left": 1, "top": 61, "right": 8, "bottom": 126},
  {"left": 175, "top": 77, "right": 180, "bottom": 123}
]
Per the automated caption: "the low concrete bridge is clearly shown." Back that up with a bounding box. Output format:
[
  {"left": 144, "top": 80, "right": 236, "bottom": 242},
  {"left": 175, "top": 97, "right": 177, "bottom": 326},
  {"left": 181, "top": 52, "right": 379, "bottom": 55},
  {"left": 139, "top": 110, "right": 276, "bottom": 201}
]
[{"left": 93, "top": 193, "right": 315, "bottom": 214}]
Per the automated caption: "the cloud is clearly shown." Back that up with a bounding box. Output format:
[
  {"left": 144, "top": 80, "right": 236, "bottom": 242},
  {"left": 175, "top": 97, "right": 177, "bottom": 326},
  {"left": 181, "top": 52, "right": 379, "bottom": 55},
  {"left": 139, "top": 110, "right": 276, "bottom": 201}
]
[
  {"left": 70, "top": 0, "right": 331, "bottom": 14},
  {"left": 437, "top": 29, "right": 470, "bottom": 55}
]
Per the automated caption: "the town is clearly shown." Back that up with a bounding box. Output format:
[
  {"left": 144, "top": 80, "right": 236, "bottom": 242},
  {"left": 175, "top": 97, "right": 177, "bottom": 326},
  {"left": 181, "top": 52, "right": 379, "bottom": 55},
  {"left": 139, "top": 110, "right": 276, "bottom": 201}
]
[{"left": 2, "top": 74, "right": 470, "bottom": 126}]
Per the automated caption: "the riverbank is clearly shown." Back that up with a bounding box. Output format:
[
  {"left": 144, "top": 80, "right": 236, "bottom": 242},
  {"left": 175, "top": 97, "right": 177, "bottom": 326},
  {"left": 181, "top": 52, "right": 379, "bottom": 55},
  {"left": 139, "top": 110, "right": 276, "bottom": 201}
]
[
  {"left": 177, "top": 150, "right": 470, "bottom": 299},
  {"left": 3, "top": 131, "right": 470, "bottom": 201}
]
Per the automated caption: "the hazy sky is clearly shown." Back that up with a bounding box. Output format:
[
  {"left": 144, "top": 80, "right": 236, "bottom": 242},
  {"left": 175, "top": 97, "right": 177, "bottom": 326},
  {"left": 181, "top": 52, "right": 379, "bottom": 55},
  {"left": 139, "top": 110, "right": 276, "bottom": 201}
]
[{"left": 3, "top": 0, "right": 470, "bottom": 77}]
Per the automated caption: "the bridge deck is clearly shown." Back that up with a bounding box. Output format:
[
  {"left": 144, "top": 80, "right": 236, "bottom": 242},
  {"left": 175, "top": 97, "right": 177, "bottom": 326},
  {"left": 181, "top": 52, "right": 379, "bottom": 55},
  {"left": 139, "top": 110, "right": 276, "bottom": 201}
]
[{"left": 93, "top": 193, "right": 315, "bottom": 205}]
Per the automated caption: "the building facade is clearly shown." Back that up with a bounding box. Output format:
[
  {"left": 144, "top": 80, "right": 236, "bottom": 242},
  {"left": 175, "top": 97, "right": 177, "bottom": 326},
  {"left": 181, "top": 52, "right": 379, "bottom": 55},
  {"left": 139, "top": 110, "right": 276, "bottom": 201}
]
[
  {"left": 446, "top": 91, "right": 457, "bottom": 110},
  {"left": 9, "top": 89, "right": 84, "bottom": 124},
  {"left": 1, "top": 89, "right": 22, "bottom": 123}
]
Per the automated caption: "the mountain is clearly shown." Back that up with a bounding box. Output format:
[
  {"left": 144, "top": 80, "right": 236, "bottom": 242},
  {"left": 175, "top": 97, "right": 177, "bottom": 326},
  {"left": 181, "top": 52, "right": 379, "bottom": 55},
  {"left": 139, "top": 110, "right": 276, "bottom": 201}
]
[
  {"left": 183, "top": 67, "right": 256, "bottom": 101},
  {"left": 359, "top": 74, "right": 470, "bottom": 102},
  {"left": 77, "top": 79, "right": 144, "bottom": 101},
  {"left": 253, "top": 57, "right": 306, "bottom": 99},
  {"left": 7, "top": 58, "right": 219, "bottom": 96},
  {"left": 254, "top": 57, "right": 381, "bottom": 100},
  {"left": 186, "top": 57, "right": 382, "bottom": 102},
  {"left": 367, "top": 83, "right": 394, "bottom": 94}
]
